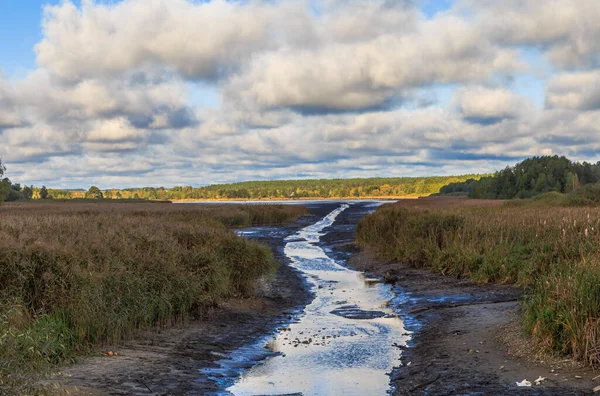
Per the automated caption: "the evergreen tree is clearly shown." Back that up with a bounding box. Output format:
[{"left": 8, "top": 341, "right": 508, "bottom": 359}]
[{"left": 40, "top": 186, "right": 49, "bottom": 200}]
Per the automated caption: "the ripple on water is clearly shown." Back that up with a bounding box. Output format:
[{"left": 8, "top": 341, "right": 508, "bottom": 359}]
[{"left": 227, "top": 204, "right": 411, "bottom": 396}]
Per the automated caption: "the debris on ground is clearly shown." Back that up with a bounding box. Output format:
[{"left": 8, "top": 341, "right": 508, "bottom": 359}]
[
  {"left": 516, "top": 379, "right": 532, "bottom": 387},
  {"left": 535, "top": 376, "right": 546, "bottom": 385}
]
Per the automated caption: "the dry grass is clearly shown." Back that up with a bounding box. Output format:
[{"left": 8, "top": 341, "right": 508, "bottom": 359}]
[
  {"left": 356, "top": 197, "right": 600, "bottom": 367},
  {"left": 0, "top": 202, "right": 307, "bottom": 394},
  {"left": 390, "top": 196, "right": 506, "bottom": 209}
]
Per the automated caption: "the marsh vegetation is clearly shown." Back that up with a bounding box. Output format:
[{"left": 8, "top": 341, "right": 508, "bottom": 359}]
[
  {"left": 356, "top": 197, "right": 600, "bottom": 367},
  {"left": 0, "top": 202, "right": 307, "bottom": 394}
]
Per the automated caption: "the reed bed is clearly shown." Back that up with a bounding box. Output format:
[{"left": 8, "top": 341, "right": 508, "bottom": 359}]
[
  {"left": 0, "top": 202, "right": 307, "bottom": 394},
  {"left": 356, "top": 197, "right": 600, "bottom": 366}
]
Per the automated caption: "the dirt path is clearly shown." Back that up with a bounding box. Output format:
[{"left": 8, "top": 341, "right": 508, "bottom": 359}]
[
  {"left": 349, "top": 252, "right": 598, "bottom": 395},
  {"left": 55, "top": 203, "right": 340, "bottom": 395}
]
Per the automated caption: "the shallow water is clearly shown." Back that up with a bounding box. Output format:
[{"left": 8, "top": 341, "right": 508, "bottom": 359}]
[{"left": 228, "top": 204, "right": 410, "bottom": 396}]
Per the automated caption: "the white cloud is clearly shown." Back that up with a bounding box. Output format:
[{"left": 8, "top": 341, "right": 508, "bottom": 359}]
[
  {"left": 13, "top": 70, "right": 194, "bottom": 128},
  {"left": 2, "top": 0, "right": 600, "bottom": 188},
  {"left": 465, "top": 0, "right": 600, "bottom": 68},
  {"left": 86, "top": 118, "right": 146, "bottom": 143},
  {"left": 35, "top": 0, "right": 276, "bottom": 81},
  {"left": 0, "top": 74, "right": 23, "bottom": 129},
  {"left": 226, "top": 14, "right": 523, "bottom": 112},
  {"left": 546, "top": 71, "right": 600, "bottom": 110},
  {"left": 453, "top": 86, "right": 533, "bottom": 122}
]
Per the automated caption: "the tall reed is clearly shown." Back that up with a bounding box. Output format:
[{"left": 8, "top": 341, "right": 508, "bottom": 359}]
[
  {"left": 0, "top": 202, "right": 307, "bottom": 394},
  {"left": 356, "top": 199, "right": 600, "bottom": 366}
]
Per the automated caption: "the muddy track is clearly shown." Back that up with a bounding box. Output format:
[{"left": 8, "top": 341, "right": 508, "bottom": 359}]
[{"left": 227, "top": 202, "right": 405, "bottom": 395}]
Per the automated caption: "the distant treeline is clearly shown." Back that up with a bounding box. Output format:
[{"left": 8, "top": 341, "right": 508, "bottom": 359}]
[
  {"left": 438, "top": 156, "right": 600, "bottom": 199},
  {"left": 3, "top": 176, "right": 484, "bottom": 202}
]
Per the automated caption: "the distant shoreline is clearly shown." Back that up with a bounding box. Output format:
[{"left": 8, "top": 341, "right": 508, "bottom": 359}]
[{"left": 171, "top": 196, "right": 424, "bottom": 203}]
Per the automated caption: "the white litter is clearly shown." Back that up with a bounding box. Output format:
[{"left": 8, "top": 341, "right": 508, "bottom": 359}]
[
  {"left": 516, "top": 379, "right": 532, "bottom": 387},
  {"left": 535, "top": 376, "right": 546, "bottom": 385}
]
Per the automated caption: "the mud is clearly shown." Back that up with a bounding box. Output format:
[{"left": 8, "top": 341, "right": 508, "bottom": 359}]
[
  {"left": 56, "top": 203, "right": 339, "bottom": 395},
  {"left": 228, "top": 202, "right": 406, "bottom": 395},
  {"left": 321, "top": 201, "right": 598, "bottom": 395},
  {"left": 349, "top": 253, "right": 598, "bottom": 395},
  {"left": 57, "top": 201, "right": 599, "bottom": 395}
]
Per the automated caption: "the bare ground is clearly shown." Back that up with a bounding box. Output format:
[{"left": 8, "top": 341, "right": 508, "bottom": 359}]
[
  {"left": 349, "top": 251, "right": 599, "bottom": 395},
  {"left": 53, "top": 201, "right": 600, "bottom": 395},
  {"left": 55, "top": 264, "right": 309, "bottom": 395},
  {"left": 53, "top": 203, "right": 342, "bottom": 396}
]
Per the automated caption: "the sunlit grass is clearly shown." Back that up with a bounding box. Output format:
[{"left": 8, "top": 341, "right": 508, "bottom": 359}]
[
  {"left": 356, "top": 198, "right": 600, "bottom": 366},
  {"left": 0, "top": 202, "right": 307, "bottom": 394}
]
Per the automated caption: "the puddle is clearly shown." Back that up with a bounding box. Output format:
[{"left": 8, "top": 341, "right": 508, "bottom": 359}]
[{"left": 227, "top": 204, "right": 410, "bottom": 395}]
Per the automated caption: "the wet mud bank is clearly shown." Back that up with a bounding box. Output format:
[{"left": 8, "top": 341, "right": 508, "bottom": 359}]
[
  {"left": 56, "top": 203, "right": 340, "bottom": 395},
  {"left": 55, "top": 200, "right": 597, "bottom": 395},
  {"left": 228, "top": 201, "right": 405, "bottom": 395},
  {"left": 349, "top": 253, "right": 597, "bottom": 395}
]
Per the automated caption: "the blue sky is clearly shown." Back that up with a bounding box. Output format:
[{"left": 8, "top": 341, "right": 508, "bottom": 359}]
[
  {"left": 0, "top": 0, "right": 599, "bottom": 188},
  {"left": 0, "top": 1, "right": 61, "bottom": 76}
]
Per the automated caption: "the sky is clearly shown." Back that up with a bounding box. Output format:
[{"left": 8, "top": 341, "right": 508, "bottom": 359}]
[{"left": 1, "top": 0, "right": 600, "bottom": 188}]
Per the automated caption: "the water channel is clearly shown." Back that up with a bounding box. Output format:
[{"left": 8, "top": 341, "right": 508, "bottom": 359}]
[{"left": 228, "top": 204, "right": 410, "bottom": 395}]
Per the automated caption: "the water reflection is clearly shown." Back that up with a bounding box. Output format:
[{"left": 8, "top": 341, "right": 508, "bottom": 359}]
[{"left": 228, "top": 205, "right": 410, "bottom": 396}]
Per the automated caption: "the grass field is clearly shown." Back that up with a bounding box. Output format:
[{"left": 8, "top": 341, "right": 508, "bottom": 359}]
[
  {"left": 356, "top": 197, "right": 600, "bottom": 367},
  {"left": 0, "top": 202, "right": 307, "bottom": 394}
]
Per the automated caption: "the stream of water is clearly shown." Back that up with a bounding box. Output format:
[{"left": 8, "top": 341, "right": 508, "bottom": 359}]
[{"left": 228, "top": 204, "right": 410, "bottom": 395}]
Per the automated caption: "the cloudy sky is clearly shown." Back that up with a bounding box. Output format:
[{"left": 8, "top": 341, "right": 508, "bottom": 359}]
[{"left": 1, "top": 0, "right": 599, "bottom": 188}]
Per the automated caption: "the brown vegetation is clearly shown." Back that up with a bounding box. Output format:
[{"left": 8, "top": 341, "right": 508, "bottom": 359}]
[
  {"left": 356, "top": 197, "right": 600, "bottom": 367},
  {"left": 0, "top": 202, "right": 307, "bottom": 394}
]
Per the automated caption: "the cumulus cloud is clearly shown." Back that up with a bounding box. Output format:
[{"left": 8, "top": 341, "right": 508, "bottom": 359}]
[
  {"left": 226, "top": 14, "right": 523, "bottom": 112},
  {"left": 22, "top": 71, "right": 190, "bottom": 123},
  {"left": 465, "top": 0, "right": 600, "bottom": 68},
  {"left": 0, "top": 74, "right": 23, "bottom": 130},
  {"left": 35, "top": 0, "right": 276, "bottom": 81},
  {"left": 318, "top": 0, "right": 418, "bottom": 42},
  {"left": 453, "top": 86, "right": 533, "bottom": 124},
  {"left": 546, "top": 72, "right": 600, "bottom": 110},
  {"left": 1, "top": 123, "right": 81, "bottom": 163},
  {"left": 2, "top": 0, "right": 600, "bottom": 187}
]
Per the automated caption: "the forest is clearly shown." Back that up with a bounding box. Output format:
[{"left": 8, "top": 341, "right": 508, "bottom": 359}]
[
  {"left": 4, "top": 156, "right": 600, "bottom": 203},
  {"left": 438, "top": 156, "right": 600, "bottom": 199},
  {"left": 1, "top": 175, "right": 482, "bottom": 202}
]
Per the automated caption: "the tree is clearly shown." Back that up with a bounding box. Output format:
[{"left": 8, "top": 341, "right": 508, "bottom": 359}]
[
  {"left": 0, "top": 158, "right": 8, "bottom": 203},
  {"left": 5, "top": 183, "right": 23, "bottom": 201},
  {"left": 86, "top": 186, "right": 103, "bottom": 199},
  {"left": 21, "top": 186, "right": 33, "bottom": 200},
  {"left": 535, "top": 173, "right": 548, "bottom": 192},
  {"left": 40, "top": 186, "right": 49, "bottom": 200},
  {"left": 565, "top": 172, "right": 580, "bottom": 193}
]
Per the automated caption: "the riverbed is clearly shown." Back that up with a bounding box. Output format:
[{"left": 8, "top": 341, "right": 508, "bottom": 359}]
[{"left": 226, "top": 203, "right": 409, "bottom": 395}]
